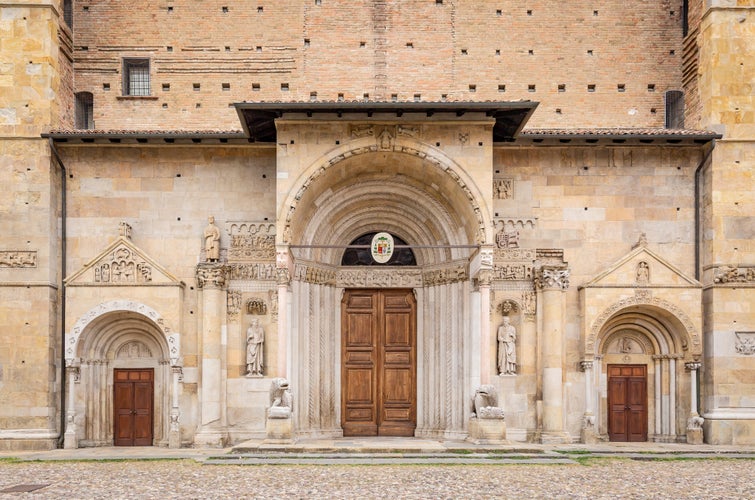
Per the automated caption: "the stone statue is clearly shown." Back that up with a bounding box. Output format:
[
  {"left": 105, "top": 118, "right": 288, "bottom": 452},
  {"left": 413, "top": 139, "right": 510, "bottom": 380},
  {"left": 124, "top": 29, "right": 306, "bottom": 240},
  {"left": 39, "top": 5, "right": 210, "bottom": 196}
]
[
  {"left": 471, "top": 384, "right": 505, "bottom": 419},
  {"left": 245, "top": 319, "right": 264, "bottom": 376},
  {"left": 204, "top": 216, "right": 220, "bottom": 262},
  {"left": 497, "top": 316, "right": 517, "bottom": 375},
  {"left": 268, "top": 378, "right": 293, "bottom": 419}
]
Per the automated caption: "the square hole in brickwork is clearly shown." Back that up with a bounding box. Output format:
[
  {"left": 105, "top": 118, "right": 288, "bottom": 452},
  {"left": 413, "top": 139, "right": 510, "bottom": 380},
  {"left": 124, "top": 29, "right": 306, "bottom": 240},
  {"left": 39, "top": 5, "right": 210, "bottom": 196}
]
[
  {"left": 468, "top": 85, "right": 476, "bottom": 92},
  {"left": 162, "top": 103, "right": 168, "bottom": 108},
  {"left": 650, "top": 108, "right": 657, "bottom": 114},
  {"left": 461, "top": 49, "right": 468, "bottom": 55},
  {"left": 162, "top": 83, "right": 170, "bottom": 91},
  {"left": 83, "top": 6, "right": 89, "bottom": 11},
  {"left": 363, "top": 93, "right": 369, "bottom": 100},
  {"left": 647, "top": 84, "right": 655, "bottom": 92},
  {"left": 167, "top": 6, "right": 173, "bottom": 12},
  {"left": 528, "top": 84, "right": 536, "bottom": 92},
  {"left": 391, "top": 93, "right": 397, "bottom": 102},
  {"left": 496, "top": 9, "right": 502, "bottom": 16},
  {"left": 406, "top": 42, "right": 413, "bottom": 48},
  {"left": 310, "top": 91, "right": 317, "bottom": 101},
  {"left": 193, "top": 83, "right": 200, "bottom": 91},
  {"left": 167, "top": 46, "right": 173, "bottom": 52},
  {"left": 555, "top": 108, "right": 562, "bottom": 114},
  {"left": 256, "top": 46, "right": 262, "bottom": 52},
  {"left": 304, "top": 39, "right": 310, "bottom": 47},
  {"left": 281, "top": 83, "right": 289, "bottom": 91},
  {"left": 337, "top": 93, "right": 344, "bottom": 101},
  {"left": 587, "top": 84, "right": 596, "bottom": 92},
  {"left": 360, "top": 41, "right": 366, "bottom": 47},
  {"left": 252, "top": 83, "right": 260, "bottom": 91},
  {"left": 196, "top": 103, "right": 201, "bottom": 108},
  {"left": 436, "top": 0, "right": 442, "bottom": 4},
  {"left": 258, "top": 6, "right": 263, "bottom": 13},
  {"left": 103, "top": 83, "right": 110, "bottom": 91},
  {"left": 528, "top": 49, "right": 534, "bottom": 55},
  {"left": 587, "top": 49, "right": 593, "bottom": 55},
  {"left": 222, "top": 6, "right": 228, "bottom": 13},
  {"left": 414, "top": 93, "right": 421, "bottom": 101},
  {"left": 441, "top": 94, "right": 448, "bottom": 101},
  {"left": 498, "top": 84, "right": 506, "bottom": 92},
  {"left": 558, "top": 84, "right": 565, "bottom": 92},
  {"left": 222, "top": 83, "right": 230, "bottom": 91},
  {"left": 527, "top": 9, "right": 532, "bottom": 15},
  {"left": 495, "top": 49, "right": 500, "bottom": 55},
  {"left": 593, "top": 10, "right": 598, "bottom": 16},
  {"left": 315, "top": 0, "right": 321, "bottom": 5},
  {"left": 670, "top": 50, "right": 675, "bottom": 55},
  {"left": 225, "top": 46, "right": 230, "bottom": 52},
  {"left": 617, "top": 84, "right": 625, "bottom": 92}
]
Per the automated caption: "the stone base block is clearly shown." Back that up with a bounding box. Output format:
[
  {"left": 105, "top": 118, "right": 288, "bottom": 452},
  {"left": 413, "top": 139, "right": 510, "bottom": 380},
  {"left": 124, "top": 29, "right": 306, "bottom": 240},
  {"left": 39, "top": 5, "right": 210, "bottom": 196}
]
[
  {"left": 703, "top": 418, "right": 755, "bottom": 445},
  {"left": 537, "top": 430, "right": 571, "bottom": 444},
  {"left": 0, "top": 438, "right": 58, "bottom": 451},
  {"left": 266, "top": 417, "right": 294, "bottom": 442},
  {"left": 466, "top": 418, "right": 508, "bottom": 444},
  {"left": 580, "top": 427, "right": 599, "bottom": 444},
  {"left": 193, "top": 429, "right": 228, "bottom": 448},
  {"left": 686, "top": 428, "right": 704, "bottom": 445}
]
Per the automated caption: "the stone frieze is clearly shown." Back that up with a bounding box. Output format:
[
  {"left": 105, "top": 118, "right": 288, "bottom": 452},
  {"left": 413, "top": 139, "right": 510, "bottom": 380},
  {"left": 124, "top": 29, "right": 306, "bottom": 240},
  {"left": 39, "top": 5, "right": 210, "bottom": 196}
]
[{"left": 0, "top": 250, "right": 37, "bottom": 268}]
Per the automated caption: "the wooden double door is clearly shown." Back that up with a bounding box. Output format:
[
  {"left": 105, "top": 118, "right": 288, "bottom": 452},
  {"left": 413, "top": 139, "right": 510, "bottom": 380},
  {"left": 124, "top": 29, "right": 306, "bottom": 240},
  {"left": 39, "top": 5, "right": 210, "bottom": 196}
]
[
  {"left": 341, "top": 289, "right": 417, "bottom": 437},
  {"left": 607, "top": 364, "right": 648, "bottom": 442},
  {"left": 114, "top": 368, "right": 154, "bottom": 446}
]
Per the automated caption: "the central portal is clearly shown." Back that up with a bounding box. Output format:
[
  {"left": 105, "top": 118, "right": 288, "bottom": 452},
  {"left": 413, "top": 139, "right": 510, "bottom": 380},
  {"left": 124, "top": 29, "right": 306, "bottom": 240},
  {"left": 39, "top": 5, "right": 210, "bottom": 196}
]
[{"left": 341, "top": 289, "right": 417, "bottom": 436}]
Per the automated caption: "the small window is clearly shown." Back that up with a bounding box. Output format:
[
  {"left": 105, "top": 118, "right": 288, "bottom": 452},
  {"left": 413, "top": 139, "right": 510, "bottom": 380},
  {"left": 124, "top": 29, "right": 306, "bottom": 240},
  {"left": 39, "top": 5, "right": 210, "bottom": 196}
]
[
  {"left": 122, "top": 59, "right": 150, "bottom": 96},
  {"left": 63, "top": 0, "right": 73, "bottom": 28},
  {"left": 665, "top": 90, "right": 684, "bottom": 129},
  {"left": 74, "top": 92, "right": 93, "bottom": 129}
]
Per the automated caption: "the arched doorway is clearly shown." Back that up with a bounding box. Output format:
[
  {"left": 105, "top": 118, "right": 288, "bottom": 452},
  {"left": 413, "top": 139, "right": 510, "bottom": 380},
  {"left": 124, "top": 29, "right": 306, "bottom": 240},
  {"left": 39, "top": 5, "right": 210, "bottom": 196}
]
[
  {"left": 67, "top": 307, "right": 174, "bottom": 447},
  {"left": 282, "top": 144, "right": 487, "bottom": 439},
  {"left": 595, "top": 306, "right": 692, "bottom": 442}
]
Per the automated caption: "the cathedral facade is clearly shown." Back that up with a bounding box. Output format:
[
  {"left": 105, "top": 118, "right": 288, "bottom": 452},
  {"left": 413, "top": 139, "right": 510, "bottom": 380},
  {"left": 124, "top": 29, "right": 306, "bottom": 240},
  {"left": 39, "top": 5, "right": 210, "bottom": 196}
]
[{"left": 1, "top": 1, "right": 753, "bottom": 449}]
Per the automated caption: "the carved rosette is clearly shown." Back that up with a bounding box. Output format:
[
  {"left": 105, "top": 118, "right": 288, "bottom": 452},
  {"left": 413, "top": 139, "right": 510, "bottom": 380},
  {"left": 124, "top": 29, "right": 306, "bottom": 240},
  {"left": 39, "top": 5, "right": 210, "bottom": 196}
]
[
  {"left": 536, "top": 267, "right": 570, "bottom": 290},
  {"left": 196, "top": 264, "right": 228, "bottom": 289}
]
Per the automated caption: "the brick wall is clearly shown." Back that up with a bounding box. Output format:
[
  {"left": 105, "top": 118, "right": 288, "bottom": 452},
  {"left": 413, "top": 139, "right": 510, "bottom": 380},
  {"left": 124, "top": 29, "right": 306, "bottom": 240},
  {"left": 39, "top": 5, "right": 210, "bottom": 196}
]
[{"left": 70, "top": 0, "right": 686, "bottom": 131}]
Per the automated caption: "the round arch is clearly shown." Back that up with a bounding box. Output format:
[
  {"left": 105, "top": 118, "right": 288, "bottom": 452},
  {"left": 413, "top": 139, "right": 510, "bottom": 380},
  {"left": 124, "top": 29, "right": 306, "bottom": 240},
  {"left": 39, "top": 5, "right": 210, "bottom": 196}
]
[{"left": 279, "top": 136, "right": 493, "bottom": 257}]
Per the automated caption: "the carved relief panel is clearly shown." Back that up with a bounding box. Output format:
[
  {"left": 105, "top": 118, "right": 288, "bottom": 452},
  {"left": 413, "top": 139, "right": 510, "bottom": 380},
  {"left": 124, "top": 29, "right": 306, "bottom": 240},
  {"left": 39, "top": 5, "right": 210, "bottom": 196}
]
[{"left": 226, "top": 222, "right": 276, "bottom": 262}]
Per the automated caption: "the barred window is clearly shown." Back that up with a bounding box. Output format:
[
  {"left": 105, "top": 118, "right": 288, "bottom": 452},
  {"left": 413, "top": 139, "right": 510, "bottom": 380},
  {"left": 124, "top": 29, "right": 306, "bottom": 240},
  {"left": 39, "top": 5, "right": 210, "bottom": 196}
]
[
  {"left": 74, "top": 92, "right": 93, "bottom": 129},
  {"left": 665, "top": 90, "right": 684, "bottom": 129},
  {"left": 123, "top": 59, "right": 150, "bottom": 96}
]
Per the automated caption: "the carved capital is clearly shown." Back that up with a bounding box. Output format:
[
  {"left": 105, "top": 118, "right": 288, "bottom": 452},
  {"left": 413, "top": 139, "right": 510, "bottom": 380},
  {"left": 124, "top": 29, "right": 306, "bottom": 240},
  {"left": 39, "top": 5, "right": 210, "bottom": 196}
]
[
  {"left": 477, "top": 269, "right": 493, "bottom": 287},
  {"left": 196, "top": 264, "right": 228, "bottom": 289},
  {"left": 536, "top": 266, "right": 570, "bottom": 290},
  {"left": 66, "top": 364, "right": 81, "bottom": 383},
  {"left": 579, "top": 360, "right": 593, "bottom": 372},
  {"left": 684, "top": 361, "right": 702, "bottom": 372}
]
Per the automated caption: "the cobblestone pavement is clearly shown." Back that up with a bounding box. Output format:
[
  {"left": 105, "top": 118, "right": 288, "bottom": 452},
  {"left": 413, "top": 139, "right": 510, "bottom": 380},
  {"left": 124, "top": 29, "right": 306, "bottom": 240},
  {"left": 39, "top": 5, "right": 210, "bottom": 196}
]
[{"left": 0, "top": 458, "right": 752, "bottom": 499}]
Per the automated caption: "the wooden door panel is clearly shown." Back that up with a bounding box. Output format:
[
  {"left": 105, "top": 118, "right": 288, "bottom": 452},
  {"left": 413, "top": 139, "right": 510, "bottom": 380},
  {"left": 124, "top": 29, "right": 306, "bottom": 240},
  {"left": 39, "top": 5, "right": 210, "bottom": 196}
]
[
  {"left": 608, "top": 365, "right": 647, "bottom": 442},
  {"left": 342, "top": 289, "right": 416, "bottom": 437},
  {"left": 113, "top": 369, "right": 153, "bottom": 446}
]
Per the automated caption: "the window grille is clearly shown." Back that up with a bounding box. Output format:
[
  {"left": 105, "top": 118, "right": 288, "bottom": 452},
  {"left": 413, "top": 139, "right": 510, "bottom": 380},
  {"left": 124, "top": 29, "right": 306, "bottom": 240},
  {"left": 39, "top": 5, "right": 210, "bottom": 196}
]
[
  {"left": 74, "top": 92, "right": 93, "bottom": 129},
  {"left": 665, "top": 90, "right": 684, "bottom": 129},
  {"left": 123, "top": 59, "right": 150, "bottom": 96}
]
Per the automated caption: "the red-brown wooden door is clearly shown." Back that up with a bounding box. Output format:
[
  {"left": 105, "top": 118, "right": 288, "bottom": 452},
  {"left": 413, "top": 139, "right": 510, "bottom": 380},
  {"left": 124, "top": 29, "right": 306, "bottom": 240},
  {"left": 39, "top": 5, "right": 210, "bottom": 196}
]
[
  {"left": 608, "top": 364, "right": 647, "bottom": 442},
  {"left": 341, "top": 289, "right": 416, "bottom": 437},
  {"left": 114, "top": 368, "right": 154, "bottom": 446}
]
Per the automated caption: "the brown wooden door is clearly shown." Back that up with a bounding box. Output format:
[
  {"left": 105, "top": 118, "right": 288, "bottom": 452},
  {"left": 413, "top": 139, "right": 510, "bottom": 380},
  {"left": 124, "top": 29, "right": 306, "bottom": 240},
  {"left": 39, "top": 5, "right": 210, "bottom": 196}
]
[
  {"left": 114, "top": 368, "right": 154, "bottom": 446},
  {"left": 342, "top": 289, "right": 416, "bottom": 437},
  {"left": 608, "top": 364, "right": 647, "bottom": 442}
]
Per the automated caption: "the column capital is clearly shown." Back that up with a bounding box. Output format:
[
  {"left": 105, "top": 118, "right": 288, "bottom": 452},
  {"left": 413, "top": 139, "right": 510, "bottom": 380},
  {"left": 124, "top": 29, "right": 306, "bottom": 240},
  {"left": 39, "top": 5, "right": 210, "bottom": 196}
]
[
  {"left": 536, "top": 266, "right": 570, "bottom": 290},
  {"left": 685, "top": 361, "right": 702, "bottom": 371},
  {"left": 196, "top": 263, "right": 229, "bottom": 289},
  {"left": 579, "top": 360, "right": 593, "bottom": 372}
]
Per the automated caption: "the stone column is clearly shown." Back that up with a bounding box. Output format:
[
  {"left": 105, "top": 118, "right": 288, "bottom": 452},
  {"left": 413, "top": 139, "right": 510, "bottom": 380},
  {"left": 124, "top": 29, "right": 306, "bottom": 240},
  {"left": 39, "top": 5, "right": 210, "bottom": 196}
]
[
  {"left": 536, "top": 266, "right": 570, "bottom": 443},
  {"left": 168, "top": 366, "right": 182, "bottom": 448},
  {"left": 276, "top": 246, "right": 292, "bottom": 378},
  {"left": 478, "top": 269, "right": 492, "bottom": 384},
  {"left": 685, "top": 361, "right": 703, "bottom": 444},
  {"left": 579, "top": 360, "right": 598, "bottom": 443},
  {"left": 669, "top": 356, "right": 677, "bottom": 439},
  {"left": 194, "top": 263, "right": 228, "bottom": 446},
  {"left": 653, "top": 355, "right": 662, "bottom": 440},
  {"left": 63, "top": 361, "right": 80, "bottom": 449}
]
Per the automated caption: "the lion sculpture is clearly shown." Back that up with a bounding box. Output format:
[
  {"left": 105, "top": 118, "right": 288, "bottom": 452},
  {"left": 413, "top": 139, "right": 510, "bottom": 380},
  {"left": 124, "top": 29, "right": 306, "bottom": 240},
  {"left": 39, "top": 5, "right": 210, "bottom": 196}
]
[
  {"left": 268, "top": 377, "right": 293, "bottom": 419},
  {"left": 471, "top": 384, "right": 505, "bottom": 420}
]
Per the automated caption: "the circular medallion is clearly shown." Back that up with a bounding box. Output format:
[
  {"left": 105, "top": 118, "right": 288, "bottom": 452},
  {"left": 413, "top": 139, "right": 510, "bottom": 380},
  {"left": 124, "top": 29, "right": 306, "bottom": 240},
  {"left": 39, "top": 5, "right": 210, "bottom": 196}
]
[{"left": 370, "top": 232, "right": 394, "bottom": 264}]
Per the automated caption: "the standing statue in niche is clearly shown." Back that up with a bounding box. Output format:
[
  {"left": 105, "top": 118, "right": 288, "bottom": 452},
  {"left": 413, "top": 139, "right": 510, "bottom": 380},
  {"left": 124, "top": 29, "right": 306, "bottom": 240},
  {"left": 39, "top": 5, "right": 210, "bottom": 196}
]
[
  {"left": 246, "top": 318, "right": 264, "bottom": 376},
  {"left": 204, "top": 216, "right": 221, "bottom": 262},
  {"left": 497, "top": 316, "right": 517, "bottom": 375}
]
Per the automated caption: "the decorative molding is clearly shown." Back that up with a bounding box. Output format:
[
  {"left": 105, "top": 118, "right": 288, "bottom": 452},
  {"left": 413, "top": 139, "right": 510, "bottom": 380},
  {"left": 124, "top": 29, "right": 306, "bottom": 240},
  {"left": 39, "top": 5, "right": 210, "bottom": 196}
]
[
  {"left": 225, "top": 222, "right": 276, "bottom": 262},
  {"left": 337, "top": 268, "right": 423, "bottom": 288},
  {"left": 494, "top": 248, "right": 536, "bottom": 262},
  {"left": 493, "top": 263, "right": 533, "bottom": 281},
  {"left": 535, "top": 267, "right": 570, "bottom": 290},
  {"left": 713, "top": 265, "right": 755, "bottom": 284},
  {"left": 423, "top": 264, "right": 467, "bottom": 286},
  {"left": 228, "top": 263, "right": 276, "bottom": 281},
  {"left": 0, "top": 250, "right": 38, "bottom": 268},
  {"left": 735, "top": 332, "right": 755, "bottom": 355},
  {"left": 587, "top": 296, "right": 701, "bottom": 354},
  {"left": 294, "top": 263, "right": 337, "bottom": 285}
]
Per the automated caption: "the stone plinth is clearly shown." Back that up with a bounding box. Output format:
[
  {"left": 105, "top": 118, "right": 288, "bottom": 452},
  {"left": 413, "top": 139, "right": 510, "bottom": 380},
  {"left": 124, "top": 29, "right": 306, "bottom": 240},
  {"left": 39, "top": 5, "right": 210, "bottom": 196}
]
[
  {"left": 466, "top": 418, "right": 508, "bottom": 444},
  {"left": 687, "top": 428, "right": 704, "bottom": 445},
  {"left": 265, "top": 417, "right": 295, "bottom": 443}
]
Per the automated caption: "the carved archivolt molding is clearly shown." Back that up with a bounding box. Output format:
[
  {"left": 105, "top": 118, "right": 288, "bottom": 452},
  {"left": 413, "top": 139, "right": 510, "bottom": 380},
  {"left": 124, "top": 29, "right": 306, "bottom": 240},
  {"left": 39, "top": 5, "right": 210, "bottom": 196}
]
[
  {"left": 0, "top": 250, "right": 37, "bottom": 268},
  {"left": 66, "top": 300, "right": 180, "bottom": 366},
  {"left": 338, "top": 268, "right": 423, "bottom": 288},
  {"left": 587, "top": 296, "right": 701, "bottom": 354},
  {"left": 226, "top": 222, "right": 276, "bottom": 262},
  {"left": 283, "top": 140, "right": 488, "bottom": 245}
]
